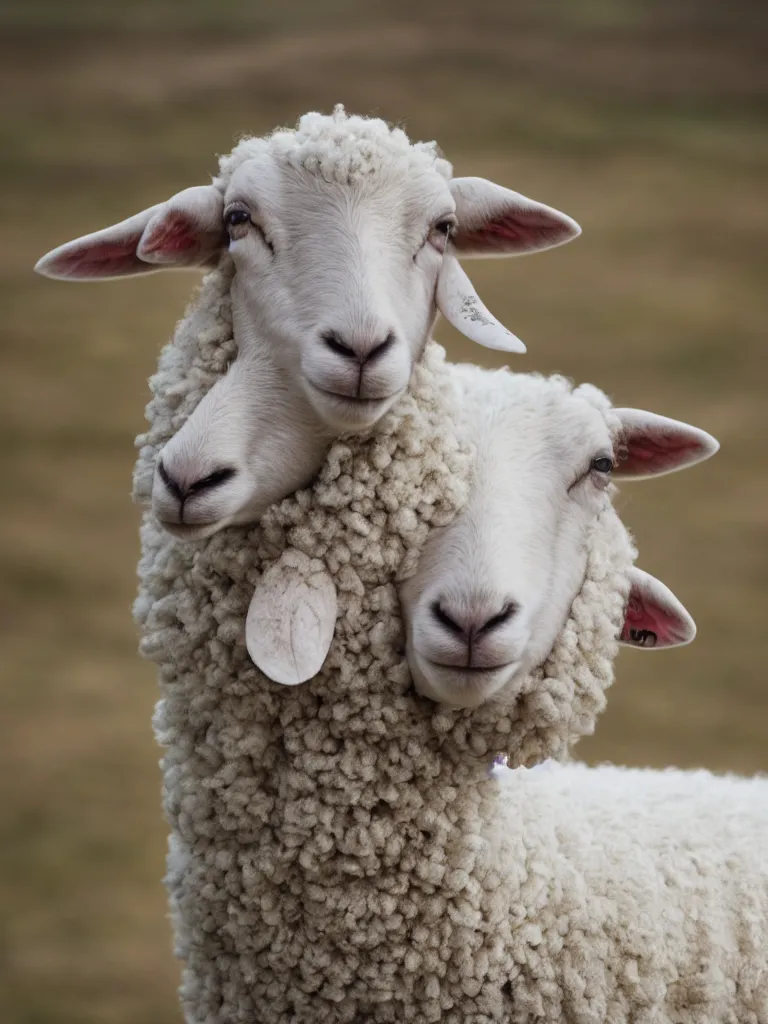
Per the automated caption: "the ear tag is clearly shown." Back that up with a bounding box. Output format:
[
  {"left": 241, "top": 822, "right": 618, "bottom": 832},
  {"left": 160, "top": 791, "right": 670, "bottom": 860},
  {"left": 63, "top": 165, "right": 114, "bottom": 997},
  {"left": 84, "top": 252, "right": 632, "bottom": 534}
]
[
  {"left": 246, "top": 550, "right": 337, "bottom": 685},
  {"left": 436, "top": 252, "right": 526, "bottom": 353}
]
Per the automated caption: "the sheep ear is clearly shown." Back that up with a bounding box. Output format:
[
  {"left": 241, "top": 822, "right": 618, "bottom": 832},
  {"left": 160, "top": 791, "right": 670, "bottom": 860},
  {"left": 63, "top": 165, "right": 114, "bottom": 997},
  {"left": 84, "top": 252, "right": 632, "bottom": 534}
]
[
  {"left": 246, "top": 554, "right": 337, "bottom": 685},
  {"left": 615, "top": 409, "right": 720, "bottom": 479},
  {"left": 449, "top": 177, "right": 581, "bottom": 257},
  {"left": 436, "top": 251, "right": 526, "bottom": 353},
  {"left": 620, "top": 567, "right": 696, "bottom": 650},
  {"left": 35, "top": 185, "right": 224, "bottom": 280}
]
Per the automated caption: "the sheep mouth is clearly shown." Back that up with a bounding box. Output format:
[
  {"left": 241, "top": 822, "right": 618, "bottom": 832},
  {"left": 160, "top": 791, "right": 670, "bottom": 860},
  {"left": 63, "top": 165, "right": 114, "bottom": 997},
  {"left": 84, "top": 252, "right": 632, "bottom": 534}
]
[
  {"left": 413, "top": 658, "right": 521, "bottom": 709},
  {"left": 424, "top": 660, "right": 518, "bottom": 675},
  {"left": 307, "top": 382, "right": 403, "bottom": 409},
  {"left": 156, "top": 519, "right": 226, "bottom": 541}
]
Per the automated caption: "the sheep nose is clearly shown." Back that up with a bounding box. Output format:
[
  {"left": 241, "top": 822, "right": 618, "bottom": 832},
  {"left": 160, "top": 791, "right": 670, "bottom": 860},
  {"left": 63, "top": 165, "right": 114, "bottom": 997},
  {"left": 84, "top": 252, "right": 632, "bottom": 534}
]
[
  {"left": 157, "top": 460, "right": 236, "bottom": 509},
  {"left": 430, "top": 597, "right": 519, "bottom": 668},
  {"left": 431, "top": 599, "right": 518, "bottom": 639},
  {"left": 321, "top": 329, "right": 395, "bottom": 366}
]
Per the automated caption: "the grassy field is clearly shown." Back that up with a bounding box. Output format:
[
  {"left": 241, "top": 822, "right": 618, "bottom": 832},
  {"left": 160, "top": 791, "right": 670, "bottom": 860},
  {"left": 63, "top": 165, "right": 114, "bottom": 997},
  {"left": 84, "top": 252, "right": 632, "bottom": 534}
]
[{"left": 0, "top": 2, "right": 766, "bottom": 1021}]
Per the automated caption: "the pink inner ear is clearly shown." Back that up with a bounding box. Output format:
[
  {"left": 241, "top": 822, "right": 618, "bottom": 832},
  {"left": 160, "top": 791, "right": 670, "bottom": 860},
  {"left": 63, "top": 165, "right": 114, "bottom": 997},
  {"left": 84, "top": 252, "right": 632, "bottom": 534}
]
[
  {"left": 54, "top": 238, "right": 147, "bottom": 278},
  {"left": 621, "top": 430, "right": 703, "bottom": 476},
  {"left": 621, "top": 595, "right": 684, "bottom": 648},
  {"left": 140, "top": 212, "right": 200, "bottom": 257},
  {"left": 458, "top": 210, "right": 569, "bottom": 254}
]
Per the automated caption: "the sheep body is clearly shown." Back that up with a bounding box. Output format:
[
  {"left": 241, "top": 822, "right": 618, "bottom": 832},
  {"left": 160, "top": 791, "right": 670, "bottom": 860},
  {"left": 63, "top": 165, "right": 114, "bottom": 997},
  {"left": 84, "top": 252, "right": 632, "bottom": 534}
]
[
  {"left": 134, "top": 279, "right": 643, "bottom": 1020},
  {"left": 136, "top": 311, "right": 768, "bottom": 1020},
  {"left": 132, "top": 213, "right": 744, "bottom": 1024}
]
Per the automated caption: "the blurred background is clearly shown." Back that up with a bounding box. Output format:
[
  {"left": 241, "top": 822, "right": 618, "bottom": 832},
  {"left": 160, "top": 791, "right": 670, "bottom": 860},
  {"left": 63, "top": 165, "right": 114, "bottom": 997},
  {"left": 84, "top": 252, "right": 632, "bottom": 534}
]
[{"left": 1, "top": 0, "right": 766, "bottom": 1020}]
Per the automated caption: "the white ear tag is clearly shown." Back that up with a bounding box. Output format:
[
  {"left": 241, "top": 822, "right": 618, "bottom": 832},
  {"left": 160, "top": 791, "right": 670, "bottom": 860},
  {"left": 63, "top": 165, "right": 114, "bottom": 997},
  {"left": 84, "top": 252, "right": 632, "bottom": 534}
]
[
  {"left": 436, "top": 252, "right": 526, "bottom": 354},
  {"left": 246, "top": 551, "right": 337, "bottom": 685}
]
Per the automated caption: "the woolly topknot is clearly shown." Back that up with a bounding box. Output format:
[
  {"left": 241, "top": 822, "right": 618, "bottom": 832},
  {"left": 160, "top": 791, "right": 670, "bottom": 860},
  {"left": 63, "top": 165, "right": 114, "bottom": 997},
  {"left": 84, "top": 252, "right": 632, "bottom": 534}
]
[{"left": 216, "top": 104, "right": 453, "bottom": 189}]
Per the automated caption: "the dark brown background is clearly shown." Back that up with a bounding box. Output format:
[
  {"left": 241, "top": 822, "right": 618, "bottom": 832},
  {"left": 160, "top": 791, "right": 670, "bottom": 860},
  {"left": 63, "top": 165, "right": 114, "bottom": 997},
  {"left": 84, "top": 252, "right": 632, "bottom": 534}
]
[{"left": 1, "top": 1, "right": 766, "bottom": 1019}]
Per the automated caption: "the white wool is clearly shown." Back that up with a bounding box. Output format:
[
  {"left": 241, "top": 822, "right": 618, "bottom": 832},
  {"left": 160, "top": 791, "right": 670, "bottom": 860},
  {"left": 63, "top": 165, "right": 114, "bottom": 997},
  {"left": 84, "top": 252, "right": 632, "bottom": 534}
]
[
  {"left": 215, "top": 104, "right": 453, "bottom": 191},
  {"left": 486, "top": 760, "right": 768, "bottom": 1021},
  {"left": 133, "top": 258, "right": 767, "bottom": 1024},
  {"left": 133, "top": 261, "right": 647, "bottom": 1020}
]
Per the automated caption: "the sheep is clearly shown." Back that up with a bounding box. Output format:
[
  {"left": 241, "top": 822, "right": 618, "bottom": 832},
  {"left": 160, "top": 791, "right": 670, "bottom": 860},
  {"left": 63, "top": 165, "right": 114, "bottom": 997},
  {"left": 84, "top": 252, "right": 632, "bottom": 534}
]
[
  {"left": 133, "top": 307, "right": 746, "bottom": 1024},
  {"left": 42, "top": 107, "right": 757, "bottom": 1023},
  {"left": 398, "top": 363, "right": 715, "bottom": 718},
  {"left": 243, "top": 363, "right": 717, "bottom": 758},
  {"left": 378, "top": 370, "right": 767, "bottom": 1024},
  {"left": 34, "top": 105, "right": 581, "bottom": 540}
]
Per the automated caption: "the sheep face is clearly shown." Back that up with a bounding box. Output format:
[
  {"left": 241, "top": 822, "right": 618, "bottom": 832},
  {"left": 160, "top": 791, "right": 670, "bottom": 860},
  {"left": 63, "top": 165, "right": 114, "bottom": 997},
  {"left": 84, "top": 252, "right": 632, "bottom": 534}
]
[
  {"left": 223, "top": 153, "right": 456, "bottom": 433},
  {"left": 149, "top": 348, "right": 333, "bottom": 539},
  {"left": 400, "top": 369, "right": 718, "bottom": 708}
]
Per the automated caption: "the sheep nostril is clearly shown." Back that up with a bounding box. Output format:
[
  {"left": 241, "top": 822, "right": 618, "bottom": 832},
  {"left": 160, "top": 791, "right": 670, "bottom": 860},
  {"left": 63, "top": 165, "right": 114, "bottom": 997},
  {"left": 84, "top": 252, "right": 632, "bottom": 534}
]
[
  {"left": 478, "top": 602, "right": 519, "bottom": 635},
  {"left": 187, "top": 467, "right": 237, "bottom": 496},
  {"left": 157, "top": 459, "right": 183, "bottom": 501},
  {"left": 431, "top": 601, "right": 465, "bottom": 637},
  {"left": 321, "top": 330, "right": 357, "bottom": 361},
  {"left": 157, "top": 462, "right": 236, "bottom": 501},
  {"left": 364, "top": 331, "right": 396, "bottom": 364}
]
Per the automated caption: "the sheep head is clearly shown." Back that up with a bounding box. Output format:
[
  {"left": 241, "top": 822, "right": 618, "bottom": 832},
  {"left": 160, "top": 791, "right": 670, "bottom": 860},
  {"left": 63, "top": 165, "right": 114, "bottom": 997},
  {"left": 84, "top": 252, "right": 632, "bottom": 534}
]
[
  {"left": 400, "top": 368, "right": 719, "bottom": 710},
  {"left": 35, "top": 107, "right": 581, "bottom": 537}
]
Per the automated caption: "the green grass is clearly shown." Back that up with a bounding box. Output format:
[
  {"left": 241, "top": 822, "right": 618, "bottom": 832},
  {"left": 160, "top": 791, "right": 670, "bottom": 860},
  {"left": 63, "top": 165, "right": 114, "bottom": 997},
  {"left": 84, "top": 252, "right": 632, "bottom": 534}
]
[{"left": 0, "top": 2, "right": 766, "bottom": 1021}]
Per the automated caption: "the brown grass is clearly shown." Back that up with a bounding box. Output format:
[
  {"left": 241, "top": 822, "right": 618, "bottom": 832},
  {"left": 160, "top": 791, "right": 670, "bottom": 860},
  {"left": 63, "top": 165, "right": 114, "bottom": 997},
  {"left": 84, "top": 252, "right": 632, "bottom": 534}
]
[{"left": 0, "top": 2, "right": 766, "bottom": 1021}]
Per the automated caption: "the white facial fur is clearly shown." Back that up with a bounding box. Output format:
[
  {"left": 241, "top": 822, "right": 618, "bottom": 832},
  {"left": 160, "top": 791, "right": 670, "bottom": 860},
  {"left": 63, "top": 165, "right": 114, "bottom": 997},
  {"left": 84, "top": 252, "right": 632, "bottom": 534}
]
[
  {"left": 151, "top": 155, "right": 459, "bottom": 538},
  {"left": 400, "top": 368, "right": 618, "bottom": 708},
  {"left": 224, "top": 154, "right": 456, "bottom": 433},
  {"left": 151, "top": 344, "right": 333, "bottom": 539},
  {"left": 399, "top": 367, "right": 717, "bottom": 708}
]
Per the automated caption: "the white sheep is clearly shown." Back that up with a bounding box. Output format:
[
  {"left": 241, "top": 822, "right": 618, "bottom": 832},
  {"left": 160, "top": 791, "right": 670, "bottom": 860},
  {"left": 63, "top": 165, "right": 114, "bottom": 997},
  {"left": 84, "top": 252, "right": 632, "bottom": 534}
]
[
  {"left": 131, "top": 311, "right": 749, "bottom": 1024},
  {"left": 34, "top": 105, "right": 580, "bottom": 539},
  {"left": 39, "top": 108, "right": 760, "bottom": 1024},
  {"left": 382, "top": 371, "right": 765, "bottom": 1023}
]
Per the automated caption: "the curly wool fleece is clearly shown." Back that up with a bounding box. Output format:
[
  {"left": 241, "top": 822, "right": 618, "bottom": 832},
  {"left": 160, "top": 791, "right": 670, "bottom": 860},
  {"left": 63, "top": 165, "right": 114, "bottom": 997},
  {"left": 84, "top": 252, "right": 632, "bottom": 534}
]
[
  {"left": 133, "top": 248, "right": 642, "bottom": 1021},
  {"left": 214, "top": 104, "right": 453, "bottom": 191},
  {"left": 485, "top": 759, "right": 768, "bottom": 1024}
]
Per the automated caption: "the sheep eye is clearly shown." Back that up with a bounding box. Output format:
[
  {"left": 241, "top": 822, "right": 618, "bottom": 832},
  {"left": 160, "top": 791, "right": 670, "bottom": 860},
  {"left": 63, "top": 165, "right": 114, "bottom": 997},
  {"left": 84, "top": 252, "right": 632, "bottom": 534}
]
[
  {"left": 225, "top": 207, "right": 275, "bottom": 254},
  {"left": 225, "top": 209, "right": 251, "bottom": 228},
  {"left": 427, "top": 216, "right": 457, "bottom": 255},
  {"left": 568, "top": 452, "right": 615, "bottom": 495},
  {"left": 591, "top": 456, "right": 614, "bottom": 474}
]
